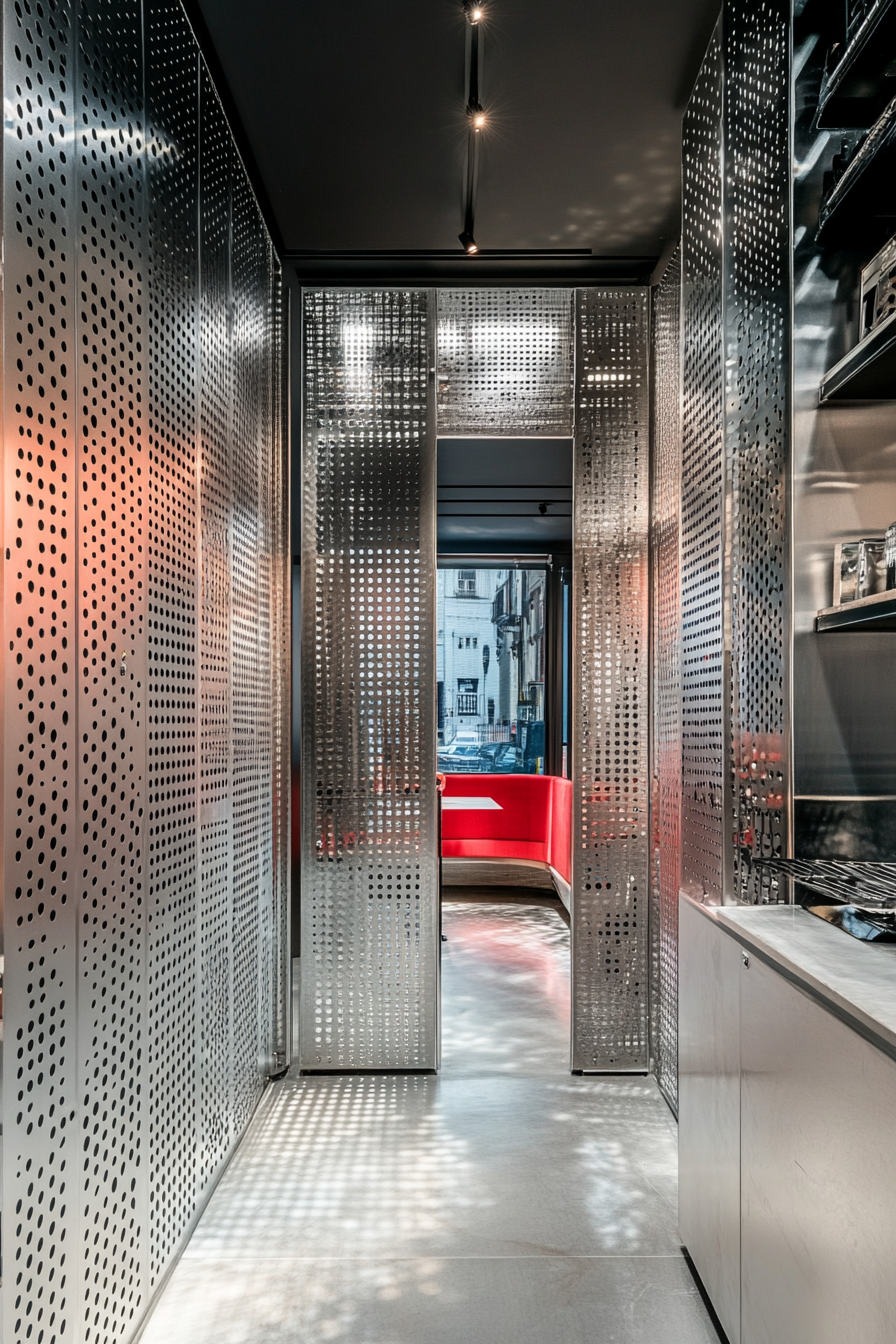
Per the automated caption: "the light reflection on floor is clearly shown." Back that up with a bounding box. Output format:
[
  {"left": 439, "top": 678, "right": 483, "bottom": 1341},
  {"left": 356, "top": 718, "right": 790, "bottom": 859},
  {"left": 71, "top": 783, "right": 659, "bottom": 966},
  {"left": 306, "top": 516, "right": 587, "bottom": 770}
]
[
  {"left": 441, "top": 899, "right": 570, "bottom": 1077},
  {"left": 141, "top": 898, "right": 721, "bottom": 1344}
]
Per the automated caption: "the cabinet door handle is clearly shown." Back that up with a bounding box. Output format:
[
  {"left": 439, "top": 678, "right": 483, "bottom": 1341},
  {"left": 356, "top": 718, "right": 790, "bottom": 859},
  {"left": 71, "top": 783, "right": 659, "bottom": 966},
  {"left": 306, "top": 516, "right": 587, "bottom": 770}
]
[{"left": 742, "top": 949, "right": 750, "bottom": 969}]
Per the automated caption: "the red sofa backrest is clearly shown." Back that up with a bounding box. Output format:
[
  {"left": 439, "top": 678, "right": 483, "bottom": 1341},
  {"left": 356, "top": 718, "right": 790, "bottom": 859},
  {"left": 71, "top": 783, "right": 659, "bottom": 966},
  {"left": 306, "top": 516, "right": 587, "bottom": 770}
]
[{"left": 441, "top": 773, "right": 571, "bottom": 882}]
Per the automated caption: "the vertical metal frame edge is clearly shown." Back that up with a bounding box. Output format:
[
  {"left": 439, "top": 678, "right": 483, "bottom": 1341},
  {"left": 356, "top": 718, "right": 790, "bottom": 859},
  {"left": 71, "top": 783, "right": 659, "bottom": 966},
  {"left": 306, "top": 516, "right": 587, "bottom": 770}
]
[{"left": 426, "top": 288, "right": 440, "bottom": 1071}]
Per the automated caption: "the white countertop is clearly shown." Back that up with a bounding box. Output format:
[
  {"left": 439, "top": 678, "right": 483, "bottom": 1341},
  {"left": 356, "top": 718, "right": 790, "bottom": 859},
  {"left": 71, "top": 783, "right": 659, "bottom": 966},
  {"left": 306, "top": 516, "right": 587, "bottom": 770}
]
[
  {"left": 688, "top": 897, "right": 896, "bottom": 1059},
  {"left": 441, "top": 796, "right": 502, "bottom": 810}
]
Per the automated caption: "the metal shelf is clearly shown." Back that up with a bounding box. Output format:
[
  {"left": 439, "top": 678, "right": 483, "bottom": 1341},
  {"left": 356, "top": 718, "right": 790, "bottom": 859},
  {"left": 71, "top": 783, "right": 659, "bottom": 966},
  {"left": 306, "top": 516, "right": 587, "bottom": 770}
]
[
  {"left": 817, "top": 98, "right": 896, "bottom": 247},
  {"left": 755, "top": 857, "right": 896, "bottom": 905},
  {"left": 817, "top": 589, "right": 896, "bottom": 630},
  {"left": 816, "top": 0, "right": 896, "bottom": 128},
  {"left": 819, "top": 309, "right": 896, "bottom": 401}
]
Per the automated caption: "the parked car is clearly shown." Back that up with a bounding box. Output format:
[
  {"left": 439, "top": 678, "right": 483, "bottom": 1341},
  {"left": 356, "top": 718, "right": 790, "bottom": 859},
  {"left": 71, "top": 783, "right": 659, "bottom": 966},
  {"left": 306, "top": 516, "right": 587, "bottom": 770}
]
[
  {"left": 437, "top": 742, "right": 482, "bottom": 773},
  {"left": 477, "top": 742, "right": 523, "bottom": 773}
]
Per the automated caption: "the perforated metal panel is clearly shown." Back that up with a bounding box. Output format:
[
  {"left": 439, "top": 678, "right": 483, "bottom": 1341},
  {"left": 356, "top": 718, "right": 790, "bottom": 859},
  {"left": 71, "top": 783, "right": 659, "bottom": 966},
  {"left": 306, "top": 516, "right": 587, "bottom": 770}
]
[
  {"left": 723, "top": 0, "right": 789, "bottom": 902},
  {"left": 301, "top": 290, "right": 438, "bottom": 1071},
  {"left": 198, "top": 66, "right": 235, "bottom": 1196},
  {"left": 145, "top": 0, "right": 201, "bottom": 1279},
  {"left": 77, "top": 2, "right": 151, "bottom": 1335},
  {"left": 650, "top": 248, "right": 682, "bottom": 1111},
  {"left": 680, "top": 4, "right": 790, "bottom": 908},
  {"left": 437, "top": 289, "right": 574, "bottom": 435},
  {"left": 572, "top": 288, "right": 650, "bottom": 1072},
  {"left": 681, "top": 22, "right": 726, "bottom": 905},
  {"left": 2, "top": 4, "right": 80, "bottom": 1341},
  {"left": 1, "top": 2, "right": 289, "bottom": 1340}
]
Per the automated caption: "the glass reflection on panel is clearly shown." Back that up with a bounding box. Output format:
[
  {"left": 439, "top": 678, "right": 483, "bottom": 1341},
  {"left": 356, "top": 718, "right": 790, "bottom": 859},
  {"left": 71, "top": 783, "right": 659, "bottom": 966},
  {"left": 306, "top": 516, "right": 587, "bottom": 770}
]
[{"left": 436, "top": 567, "right": 547, "bottom": 774}]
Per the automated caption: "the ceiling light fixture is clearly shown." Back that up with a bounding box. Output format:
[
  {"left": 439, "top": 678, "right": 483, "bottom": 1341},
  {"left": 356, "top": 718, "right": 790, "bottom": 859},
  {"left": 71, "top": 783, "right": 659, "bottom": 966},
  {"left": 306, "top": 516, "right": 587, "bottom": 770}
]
[{"left": 460, "top": 1, "right": 486, "bottom": 253}]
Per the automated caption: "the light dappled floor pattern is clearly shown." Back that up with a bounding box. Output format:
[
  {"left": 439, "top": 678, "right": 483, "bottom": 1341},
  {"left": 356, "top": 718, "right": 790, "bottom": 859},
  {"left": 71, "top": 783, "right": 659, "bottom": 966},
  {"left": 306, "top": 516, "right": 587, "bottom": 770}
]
[{"left": 141, "top": 899, "right": 720, "bottom": 1344}]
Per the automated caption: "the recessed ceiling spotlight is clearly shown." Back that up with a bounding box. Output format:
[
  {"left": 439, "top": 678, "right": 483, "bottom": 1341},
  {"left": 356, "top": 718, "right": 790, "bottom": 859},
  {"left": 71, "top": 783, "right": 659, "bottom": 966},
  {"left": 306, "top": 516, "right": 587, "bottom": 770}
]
[
  {"left": 458, "top": 231, "right": 479, "bottom": 254},
  {"left": 463, "top": 1, "right": 485, "bottom": 22}
]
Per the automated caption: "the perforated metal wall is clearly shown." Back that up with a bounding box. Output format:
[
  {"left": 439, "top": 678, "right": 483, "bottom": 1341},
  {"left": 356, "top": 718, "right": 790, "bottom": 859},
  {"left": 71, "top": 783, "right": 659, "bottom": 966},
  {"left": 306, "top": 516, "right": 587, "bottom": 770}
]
[
  {"left": 650, "top": 248, "right": 682, "bottom": 1111},
  {"left": 723, "top": 0, "right": 789, "bottom": 902},
  {"left": 437, "top": 289, "right": 574, "bottom": 435},
  {"left": 680, "top": 4, "right": 790, "bottom": 907},
  {"left": 681, "top": 22, "right": 726, "bottom": 904},
  {"left": 301, "top": 290, "right": 438, "bottom": 1071},
  {"left": 572, "top": 289, "right": 650, "bottom": 1071},
  {"left": 1, "top": 2, "right": 289, "bottom": 1340}
]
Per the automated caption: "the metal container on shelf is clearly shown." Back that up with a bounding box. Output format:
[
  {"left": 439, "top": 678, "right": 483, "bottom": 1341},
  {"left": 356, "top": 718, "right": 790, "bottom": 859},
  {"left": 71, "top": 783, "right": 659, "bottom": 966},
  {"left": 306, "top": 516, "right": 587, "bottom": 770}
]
[
  {"left": 860, "top": 235, "right": 896, "bottom": 341},
  {"left": 886, "top": 523, "right": 896, "bottom": 589},
  {"left": 857, "top": 538, "right": 887, "bottom": 598},
  {"left": 833, "top": 541, "right": 859, "bottom": 605}
]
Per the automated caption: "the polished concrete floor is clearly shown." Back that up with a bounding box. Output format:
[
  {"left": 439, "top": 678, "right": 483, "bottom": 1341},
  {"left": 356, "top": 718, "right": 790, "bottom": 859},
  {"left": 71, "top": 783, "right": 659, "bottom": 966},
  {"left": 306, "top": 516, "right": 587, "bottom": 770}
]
[{"left": 141, "top": 897, "right": 721, "bottom": 1344}]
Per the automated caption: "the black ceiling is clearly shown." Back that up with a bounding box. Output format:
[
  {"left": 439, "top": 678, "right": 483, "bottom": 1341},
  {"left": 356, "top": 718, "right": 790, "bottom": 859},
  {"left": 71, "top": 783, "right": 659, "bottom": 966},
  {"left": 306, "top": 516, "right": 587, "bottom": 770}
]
[
  {"left": 194, "top": 0, "right": 720, "bottom": 263},
  {"left": 437, "top": 438, "right": 572, "bottom": 550}
]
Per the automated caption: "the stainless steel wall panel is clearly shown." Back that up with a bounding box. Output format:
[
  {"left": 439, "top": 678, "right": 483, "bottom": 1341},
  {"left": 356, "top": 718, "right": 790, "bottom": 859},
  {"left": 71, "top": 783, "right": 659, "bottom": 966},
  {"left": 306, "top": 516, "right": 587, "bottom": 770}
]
[
  {"left": 75, "top": 2, "right": 151, "bottom": 1336},
  {"left": 681, "top": 3, "right": 790, "bottom": 906},
  {"left": 572, "top": 288, "right": 650, "bottom": 1071},
  {"left": 650, "top": 248, "right": 682, "bottom": 1111},
  {"left": 301, "top": 290, "right": 438, "bottom": 1072},
  {"left": 1, "top": 2, "right": 288, "bottom": 1339},
  {"left": 197, "top": 68, "right": 235, "bottom": 1188},
  {"left": 723, "top": 0, "right": 790, "bottom": 901},
  {"left": 144, "top": 0, "right": 200, "bottom": 1282},
  {"left": 230, "top": 161, "right": 271, "bottom": 1116},
  {"left": 437, "top": 289, "right": 574, "bottom": 436},
  {"left": 681, "top": 24, "right": 726, "bottom": 905},
  {"left": 2, "top": 3, "right": 80, "bottom": 1342},
  {"left": 270, "top": 276, "right": 291, "bottom": 1070}
]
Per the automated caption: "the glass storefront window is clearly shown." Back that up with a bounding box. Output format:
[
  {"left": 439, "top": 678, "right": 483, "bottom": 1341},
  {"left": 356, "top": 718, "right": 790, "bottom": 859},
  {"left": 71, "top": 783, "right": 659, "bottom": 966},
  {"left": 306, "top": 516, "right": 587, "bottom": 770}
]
[{"left": 436, "top": 566, "right": 548, "bottom": 774}]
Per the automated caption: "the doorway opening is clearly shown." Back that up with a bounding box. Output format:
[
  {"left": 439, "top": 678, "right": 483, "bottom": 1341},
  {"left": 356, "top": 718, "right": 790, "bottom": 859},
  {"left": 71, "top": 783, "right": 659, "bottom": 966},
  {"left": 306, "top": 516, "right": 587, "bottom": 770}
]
[{"left": 436, "top": 434, "right": 573, "bottom": 1071}]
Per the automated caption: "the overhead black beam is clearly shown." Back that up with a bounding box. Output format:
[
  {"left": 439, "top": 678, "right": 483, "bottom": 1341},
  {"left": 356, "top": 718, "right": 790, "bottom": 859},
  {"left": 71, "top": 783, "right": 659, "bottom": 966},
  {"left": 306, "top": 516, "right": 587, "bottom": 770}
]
[{"left": 288, "top": 250, "right": 658, "bottom": 287}]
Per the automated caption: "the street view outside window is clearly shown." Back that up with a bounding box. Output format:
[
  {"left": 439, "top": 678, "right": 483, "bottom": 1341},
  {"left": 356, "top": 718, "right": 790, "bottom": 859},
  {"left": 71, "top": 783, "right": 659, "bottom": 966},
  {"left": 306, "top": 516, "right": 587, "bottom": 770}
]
[{"left": 437, "top": 567, "right": 547, "bottom": 775}]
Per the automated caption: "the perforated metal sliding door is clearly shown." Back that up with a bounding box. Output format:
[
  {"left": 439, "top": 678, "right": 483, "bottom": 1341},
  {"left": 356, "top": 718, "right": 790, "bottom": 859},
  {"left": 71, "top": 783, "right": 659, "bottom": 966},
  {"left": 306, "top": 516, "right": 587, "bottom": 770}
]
[
  {"left": 301, "top": 291, "right": 438, "bottom": 1070},
  {"left": 572, "top": 289, "right": 650, "bottom": 1071}
]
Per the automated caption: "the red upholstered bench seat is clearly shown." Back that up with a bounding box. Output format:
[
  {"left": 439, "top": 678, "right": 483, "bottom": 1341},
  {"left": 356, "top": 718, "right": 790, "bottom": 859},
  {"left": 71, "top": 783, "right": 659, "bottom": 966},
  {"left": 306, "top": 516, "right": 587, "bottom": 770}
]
[{"left": 441, "top": 773, "right": 572, "bottom": 885}]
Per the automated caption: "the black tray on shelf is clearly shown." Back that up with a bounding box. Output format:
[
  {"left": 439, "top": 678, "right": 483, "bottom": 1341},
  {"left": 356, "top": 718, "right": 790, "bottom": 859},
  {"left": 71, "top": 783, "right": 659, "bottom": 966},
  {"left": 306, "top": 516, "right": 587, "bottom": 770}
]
[
  {"left": 816, "top": 0, "right": 896, "bottom": 128},
  {"left": 816, "top": 589, "right": 896, "bottom": 630},
  {"left": 817, "top": 97, "right": 896, "bottom": 246},
  {"left": 819, "top": 308, "right": 896, "bottom": 400}
]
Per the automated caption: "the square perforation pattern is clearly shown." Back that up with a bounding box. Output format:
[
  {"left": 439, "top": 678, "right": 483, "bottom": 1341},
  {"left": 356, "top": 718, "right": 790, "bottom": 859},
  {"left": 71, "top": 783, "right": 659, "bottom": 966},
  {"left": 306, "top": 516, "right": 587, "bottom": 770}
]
[
  {"left": 437, "top": 289, "right": 574, "bottom": 435},
  {"left": 2, "top": 3, "right": 289, "bottom": 1341},
  {"left": 301, "top": 290, "right": 438, "bottom": 1071},
  {"left": 572, "top": 289, "right": 650, "bottom": 1071}
]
